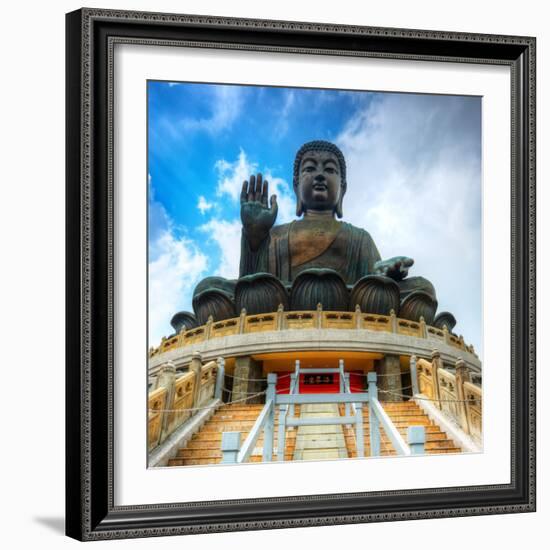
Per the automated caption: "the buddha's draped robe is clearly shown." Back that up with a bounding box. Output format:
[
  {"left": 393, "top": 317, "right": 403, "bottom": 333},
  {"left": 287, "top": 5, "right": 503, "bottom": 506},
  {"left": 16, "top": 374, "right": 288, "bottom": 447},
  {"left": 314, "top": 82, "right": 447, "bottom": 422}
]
[
  {"left": 238, "top": 218, "right": 436, "bottom": 300},
  {"left": 239, "top": 219, "right": 382, "bottom": 287}
]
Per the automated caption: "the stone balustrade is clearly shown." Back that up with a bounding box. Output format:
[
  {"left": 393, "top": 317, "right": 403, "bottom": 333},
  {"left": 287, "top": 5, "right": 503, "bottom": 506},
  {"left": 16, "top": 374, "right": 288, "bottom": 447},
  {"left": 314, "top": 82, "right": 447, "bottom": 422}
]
[
  {"left": 147, "top": 356, "right": 221, "bottom": 452},
  {"left": 149, "top": 306, "right": 477, "bottom": 359},
  {"left": 414, "top": 352, "right": 482, "bottom": 443}
]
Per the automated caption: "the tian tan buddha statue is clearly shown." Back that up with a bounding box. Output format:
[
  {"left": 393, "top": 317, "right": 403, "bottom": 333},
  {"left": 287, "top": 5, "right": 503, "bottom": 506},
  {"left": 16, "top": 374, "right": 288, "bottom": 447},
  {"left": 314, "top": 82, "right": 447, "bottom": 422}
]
[{"left": 170, "top": 141, "right": 457, "bottom": 335}]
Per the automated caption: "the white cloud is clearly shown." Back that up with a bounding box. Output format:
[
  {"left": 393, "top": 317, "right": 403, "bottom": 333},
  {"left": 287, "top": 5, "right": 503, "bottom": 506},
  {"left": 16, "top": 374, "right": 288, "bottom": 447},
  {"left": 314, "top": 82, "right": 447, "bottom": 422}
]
[
  {"left": 273, "top": 90, "right": 296, "bottom": 138},
  {"left": 215, "top": 149, "right": 295, "bottom": 223},
  {"left": 262, "top": 174, "right": 295, "bottom": 224},
  {"left": 181, "top": 85, "right": 243, "bottom": 135},
  {"left": 197, "top": 195, "right": 214, "bottom": 215},
  {"left": 336, "top": 94, "right": 482, "bottom": 351},
  {"left": 148, "top": 178, "right": 208, "bottom": 345},
  {"left": 199, "top": 218, "right": 242, "bottom": 279},
  {"left": 215, "top": 149, "right": 257, "bottom": 201}
]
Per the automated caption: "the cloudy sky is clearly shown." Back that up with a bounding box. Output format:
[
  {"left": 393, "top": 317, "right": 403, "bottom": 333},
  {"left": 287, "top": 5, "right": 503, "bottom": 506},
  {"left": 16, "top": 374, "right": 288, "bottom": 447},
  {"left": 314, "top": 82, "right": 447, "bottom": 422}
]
[{"left": 148, "top": 81, "right": 482, "bottom": 353}]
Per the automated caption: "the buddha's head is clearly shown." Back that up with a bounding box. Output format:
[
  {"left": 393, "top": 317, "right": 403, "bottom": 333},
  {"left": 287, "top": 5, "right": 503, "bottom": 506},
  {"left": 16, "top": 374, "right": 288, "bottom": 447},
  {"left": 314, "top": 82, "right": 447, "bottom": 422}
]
[{"left": 293, "top": 141, "right": 347, "bottom": 218}]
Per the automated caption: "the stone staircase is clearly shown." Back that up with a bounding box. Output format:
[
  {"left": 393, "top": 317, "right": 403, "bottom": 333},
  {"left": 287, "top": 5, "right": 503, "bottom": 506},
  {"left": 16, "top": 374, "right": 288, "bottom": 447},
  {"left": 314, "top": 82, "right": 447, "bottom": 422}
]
[
  {"left": 292, "top": 403, "right": 348, "bottom": 460},
  {"left": 167, "top": 400, "right": 460, "bottom": 466},
  {"left": 168, "top": 403, "right": 301, "bottom": 466},
  {"left": 340, "top": 401, "right": 461, "bottom": 456}
]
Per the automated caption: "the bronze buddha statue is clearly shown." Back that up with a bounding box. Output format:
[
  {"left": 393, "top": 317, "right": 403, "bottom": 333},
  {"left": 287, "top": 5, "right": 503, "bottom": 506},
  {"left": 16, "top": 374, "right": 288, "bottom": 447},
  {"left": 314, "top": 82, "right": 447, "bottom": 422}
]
[{"left": 176, "top": 141, "right": 455, "bottom": 333}]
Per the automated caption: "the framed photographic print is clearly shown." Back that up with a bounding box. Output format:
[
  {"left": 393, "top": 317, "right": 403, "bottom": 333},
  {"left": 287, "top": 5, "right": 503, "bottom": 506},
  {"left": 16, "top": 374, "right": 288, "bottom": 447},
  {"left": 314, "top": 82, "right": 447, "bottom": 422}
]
[{"left": 65, "top": 8, "right": 536, "bottom": 541}]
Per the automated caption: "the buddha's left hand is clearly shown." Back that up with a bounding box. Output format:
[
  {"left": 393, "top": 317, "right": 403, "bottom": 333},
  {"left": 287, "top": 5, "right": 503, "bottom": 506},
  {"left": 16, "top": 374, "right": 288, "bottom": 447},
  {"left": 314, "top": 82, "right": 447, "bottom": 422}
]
[{"left": 374, "top": 256, "right": 414, "bottom": 281}]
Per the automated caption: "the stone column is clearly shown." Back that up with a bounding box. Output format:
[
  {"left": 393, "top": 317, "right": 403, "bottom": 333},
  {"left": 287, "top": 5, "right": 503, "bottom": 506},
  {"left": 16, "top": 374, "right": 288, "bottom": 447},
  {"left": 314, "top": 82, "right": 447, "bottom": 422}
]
[
  {"left": 455, "top": 358, "right": 472, "bottom": 434},
  {"left": 156, "top": 361, "right": 176, "bottom": 442},
  {"left": 232, "top": 356, "right": 263, "bottom": 404},
  {"left": 431, "top": 349, "right": 443, "bottom": 409},
  {"left": 375, "top": 354, "right": 403, "bottom": 402},
  {"left": 188, "top": 351, "right": 203, "bottom": 409}
]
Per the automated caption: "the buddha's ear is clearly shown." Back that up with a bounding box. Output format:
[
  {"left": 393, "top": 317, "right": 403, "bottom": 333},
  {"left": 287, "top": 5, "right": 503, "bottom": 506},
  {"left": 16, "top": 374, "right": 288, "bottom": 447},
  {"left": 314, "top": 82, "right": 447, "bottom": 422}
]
[
  {"left": 335, "top": 194, "right": 344, "bottom": 218},
  {"left": 296, "top": 198, "right": 305, "bottom": 217},
  {"left": 335, "top": 182, "right": 346, "bottom": 218}
]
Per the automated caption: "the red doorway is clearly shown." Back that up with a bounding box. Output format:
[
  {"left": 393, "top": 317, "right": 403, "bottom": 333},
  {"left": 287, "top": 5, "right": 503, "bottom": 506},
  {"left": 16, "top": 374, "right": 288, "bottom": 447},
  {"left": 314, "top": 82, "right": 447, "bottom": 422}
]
[{"left": 275, "top": 372, "right": 365, "bottom": 394}]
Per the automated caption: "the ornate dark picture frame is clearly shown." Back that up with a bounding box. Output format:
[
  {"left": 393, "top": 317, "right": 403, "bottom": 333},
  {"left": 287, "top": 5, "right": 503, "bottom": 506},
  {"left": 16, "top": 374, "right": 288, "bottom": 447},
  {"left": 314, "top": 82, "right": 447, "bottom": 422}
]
[{"left": 65, "top": 8, "right": 536, "bottom": 541}]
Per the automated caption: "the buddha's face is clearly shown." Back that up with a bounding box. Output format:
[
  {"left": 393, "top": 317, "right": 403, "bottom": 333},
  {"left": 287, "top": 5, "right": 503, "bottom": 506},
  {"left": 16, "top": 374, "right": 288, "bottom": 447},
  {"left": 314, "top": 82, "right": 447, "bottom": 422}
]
[{"left": 297, "top": 150, "right": 343, "bottom": 214}]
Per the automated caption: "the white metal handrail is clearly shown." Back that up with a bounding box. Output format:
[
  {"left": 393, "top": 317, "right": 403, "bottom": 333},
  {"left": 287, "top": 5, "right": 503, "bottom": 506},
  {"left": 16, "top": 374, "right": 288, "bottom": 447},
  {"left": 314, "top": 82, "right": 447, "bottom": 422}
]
[{"left": 221, "top": 362, "right": 425, "bottom": 463}]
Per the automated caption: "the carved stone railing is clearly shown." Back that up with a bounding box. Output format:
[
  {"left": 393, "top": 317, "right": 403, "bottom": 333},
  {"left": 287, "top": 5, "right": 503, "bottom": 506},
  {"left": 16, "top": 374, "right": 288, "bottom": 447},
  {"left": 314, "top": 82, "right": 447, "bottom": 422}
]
[
  {"left": 147, "top": 356, "right": 224, "bottom": 452},
  {"left": 411, "top": 352, "right": 482, "bottom": 443},
  {"left": 463, "top": 381, "right": 482, "bottom": 440},
  {"left": 416, "top": 357, "right": 438, "bottom": 401},
  {"left": 149, "top": 306, "right": 477, "bottom": 359},
  {"left": 197, "top": 360, "right": 218, "bottom": 407},
  {"left": 148, "top": 387, "right": 167, "bottom": 451}
]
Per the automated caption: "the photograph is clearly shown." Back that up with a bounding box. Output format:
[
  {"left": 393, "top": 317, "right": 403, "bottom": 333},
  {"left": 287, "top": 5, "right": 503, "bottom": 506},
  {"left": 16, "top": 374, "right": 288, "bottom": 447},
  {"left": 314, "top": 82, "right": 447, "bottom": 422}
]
[
  {"left": 64, "top": 6, "right": 535, "bottom": 540},
  {"left": 146, "top": 81, "right": 483, "bottom": 468}
]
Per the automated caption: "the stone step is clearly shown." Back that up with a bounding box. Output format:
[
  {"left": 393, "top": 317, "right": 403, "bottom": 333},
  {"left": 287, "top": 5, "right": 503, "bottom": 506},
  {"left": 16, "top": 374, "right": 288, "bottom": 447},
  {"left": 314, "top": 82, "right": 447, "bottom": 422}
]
[
  {"left": 193, "top": 430, "right": 296, "bottom": 448},
  {"left": 298, "top": 449, "right": 347, "bottom": 460},
  {"left": 354, "top": 424, "right": 442, "bottom": 434},
  {"left": 361, "top": 418, "right": 433, "bottom": 425},
  {"left": 168, "top": 454, "right": 295, "bottom": 466},
  {"left": 199, "top": 421, "right": 289, "bottom": 432},
  {"left": 178, "top": 441, "right": 295, "bottom": 458},
  {"left": 186, "top": 433, "right": 297, "bottom": 450},
  {"left": 171, "top": 441, "right": 462, "bottom": 465},
  {"left": 199, "top": 423, "right": 256, "bottom": 432},
  {"left": 346, "top": 440, "right": 460, "bottom": 453},
  {"left": 210, "top": 413, "right": 267, "bottom": 420},
  {"left": 347, "top": 447, "right": 462, "bottom": 458},
  {"left": 170, "top": 443, "right": 463, "bottom": 466},
  {"left": 167, "top": 399, "right": 461, "bottom": 467},
  {"left": 293, "top": 439, "right": 347, "bottom": 451},
  {"left": 181, "top": 435, "right": 459, "bottom": 457},
  {"left": 217, "top": 405, "right": 265, "bottom": 410},
  {"left": 344, "top": 431, "right": 449, "bottom": 443}
]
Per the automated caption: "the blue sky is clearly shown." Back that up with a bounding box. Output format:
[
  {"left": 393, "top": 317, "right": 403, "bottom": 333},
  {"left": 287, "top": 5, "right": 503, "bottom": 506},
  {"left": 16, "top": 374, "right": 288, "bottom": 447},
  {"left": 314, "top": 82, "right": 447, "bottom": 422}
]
[{"left": 148, "top": 81, "right": 482, "bottom": 354}]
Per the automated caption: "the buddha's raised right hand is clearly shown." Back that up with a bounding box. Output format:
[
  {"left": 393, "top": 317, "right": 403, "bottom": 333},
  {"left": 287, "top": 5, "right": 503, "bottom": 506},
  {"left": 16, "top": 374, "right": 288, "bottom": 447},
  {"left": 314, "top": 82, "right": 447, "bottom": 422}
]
[{"left": 240, "top": 173, "right": 278, "bottom": 251}]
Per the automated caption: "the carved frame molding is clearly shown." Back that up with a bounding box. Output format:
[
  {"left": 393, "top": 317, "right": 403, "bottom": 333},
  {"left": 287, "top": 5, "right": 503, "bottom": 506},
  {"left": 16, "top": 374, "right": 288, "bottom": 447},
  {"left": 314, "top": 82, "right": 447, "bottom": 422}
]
[{"left": 66, "top": 8, "right": 536, "bottom": 540}]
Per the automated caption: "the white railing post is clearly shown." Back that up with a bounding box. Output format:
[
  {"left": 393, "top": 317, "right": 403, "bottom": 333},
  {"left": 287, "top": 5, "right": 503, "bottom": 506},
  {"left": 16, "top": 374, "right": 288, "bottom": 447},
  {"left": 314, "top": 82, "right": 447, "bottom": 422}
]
[
  {"left": 407, "top": 426, "right": 426, "bottom": 455},
  {"left": 215, "top": 357, "right": 225, "bottom": 400},
  {"left": 277, "top": 401, "right": 287, "bottom": 461},
  {"left": 221, "top": 431, "right": 241, "bottom": 463},
  {"left": 295, "top": 360, "right": 301, "bottom": 394},
  {"left": 263, "top": 373, "right": 277, "bottom": 462},
  {"left": 344, "top": 373, "right": 351, "bottom": 419},
  {"left": 339, "top": 359, "right": 345, "bottom": 392},
  {"left": 289, "top": 373, "right": 296, "bottom": 419},
  {"left": 368, "top": 372, "right": 381, "bottom": 456},
  {"left": 338, "top": 359, "right": 350, "bottom": 419},
  {"left": 355, "top": 402, "right": 365, "bottom": 458},
  {"left": 410, "top": 355, "right": 419, "bottom": 395}
]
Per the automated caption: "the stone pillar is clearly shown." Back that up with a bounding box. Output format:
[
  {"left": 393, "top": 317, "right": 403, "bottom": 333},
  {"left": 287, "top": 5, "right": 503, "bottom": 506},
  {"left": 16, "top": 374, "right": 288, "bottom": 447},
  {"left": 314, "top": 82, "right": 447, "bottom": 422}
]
[
  {"left": 455, "top": 358, "right": 471, "bottom": 434},
  {"left": 419, "top": 316, "right": 427, "bottom": 338},
  {"left": 238, "top": 308, "right": 247, "bottom": 334},
  {"left": 316, "top": 302, "right": 323, "bottom": 329},
  {"left": 276, "top": 303, "right": 285, "bottom": 330},
  {"left": 354, "top": 304, "right": 362, "bottom": 329},
  {"left": 156, "top": 361, "right": 176, "bottom": 442},
  {"left": 409, "top": 355, "right": 419, "bottom": 395},
  {"left": 232, "top": 356, "right": 264, "bottom": 404},
  {"left": 375, "top": 354, "right": 403, "bottom": 402},
  {"left": 390, "top": 309, "right": 398, "bottom": 333},
  {"left": 188, "top": 351, "right": 203, "bottom": 409},
  {"left": 205, "top": 315, "right": 213, "bottom": 340},
  {"left": 431, "top": 349, "right": 443, "bottom": 409}
]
